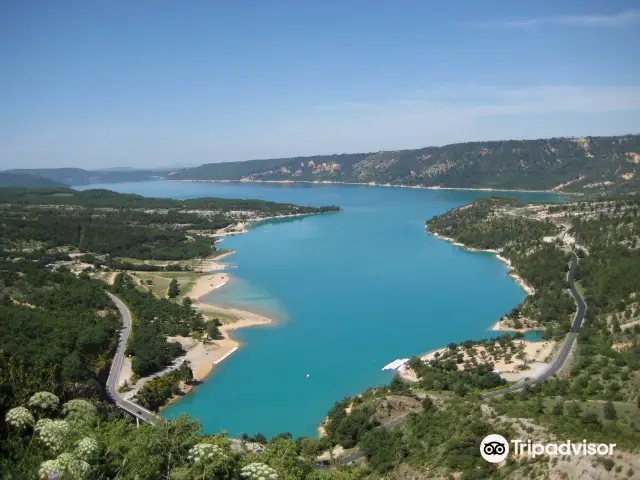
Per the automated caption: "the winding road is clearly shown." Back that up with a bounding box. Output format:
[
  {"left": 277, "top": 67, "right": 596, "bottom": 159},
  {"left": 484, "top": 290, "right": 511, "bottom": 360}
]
[
  {"left": 482, "top": 251, "right": 586, "bottom": 399},
  {"left": 106, "top": 292, "right": 262, "bottom": 453},
  {"left": 105, "top": 292, "right": 158, "bottom": 424}
]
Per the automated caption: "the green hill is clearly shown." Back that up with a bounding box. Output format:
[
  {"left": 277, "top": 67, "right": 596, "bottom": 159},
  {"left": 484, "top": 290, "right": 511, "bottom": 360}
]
[
  {"left": 0, "top": 172, "right": 65, "bottom": 188},
  {"left": 169, "top": 135, "right": 640, "bottom": 194}
]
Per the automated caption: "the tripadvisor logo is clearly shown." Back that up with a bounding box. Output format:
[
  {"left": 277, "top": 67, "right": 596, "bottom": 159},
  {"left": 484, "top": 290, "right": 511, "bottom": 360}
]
[
  {"left": 480, "top": 434, "right": 509, "bottom": 463},
  {"left": 480, "top": 434, "right": 617, "bottom": 463}
]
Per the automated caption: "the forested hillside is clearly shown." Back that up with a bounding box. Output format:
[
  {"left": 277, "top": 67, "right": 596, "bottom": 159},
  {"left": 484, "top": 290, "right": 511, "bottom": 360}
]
[
  {"left": 0, "top": 187, "right": 339, "bottom": 260},
  {"left": 0, "top": 258, "right": 119, "bottom": 389},
  {"left": 169, "top": 135, "right": 640, "bottom": 194},
  {"left": 0, "top": 172, "right": 66, "bottom": 187}
]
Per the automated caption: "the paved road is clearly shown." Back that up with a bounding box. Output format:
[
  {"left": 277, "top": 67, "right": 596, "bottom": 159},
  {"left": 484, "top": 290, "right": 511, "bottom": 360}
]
[
  {"left": 336, "top": 252, "right": 587, "bottom": 466},
  {"left": 105, "top": 292, "right": 158, "bottom": 424},
  {"left": 106, "top": 293, "right": 260, "bottom": 453},
  {"left": 482, "top": 251, "right": 586, "bottom": 399}
]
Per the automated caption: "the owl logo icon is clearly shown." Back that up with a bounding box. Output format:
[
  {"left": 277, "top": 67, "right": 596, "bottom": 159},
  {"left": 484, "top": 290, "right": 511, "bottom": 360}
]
[{"left": 480, "top": 434, "right": 509, "bottom": 463}]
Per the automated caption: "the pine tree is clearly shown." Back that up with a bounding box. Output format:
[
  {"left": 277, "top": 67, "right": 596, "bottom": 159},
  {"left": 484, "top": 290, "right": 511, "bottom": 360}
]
[
  {"left": 168, "top": 279, "right": 180, "bottom": 298},
  {"left": 603, "top": 400, "right": 617, "bottom": 420}
]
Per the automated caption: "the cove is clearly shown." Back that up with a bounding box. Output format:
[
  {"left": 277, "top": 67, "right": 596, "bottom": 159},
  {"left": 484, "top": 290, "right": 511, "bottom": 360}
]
[{"left": 78, "top": 181, "right": 561, "bottom": 438}]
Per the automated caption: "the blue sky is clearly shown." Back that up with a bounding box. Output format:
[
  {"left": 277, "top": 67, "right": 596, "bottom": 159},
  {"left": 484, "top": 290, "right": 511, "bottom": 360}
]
[{"left": 1, "top": 1, "right": 639, "bottom": 169}]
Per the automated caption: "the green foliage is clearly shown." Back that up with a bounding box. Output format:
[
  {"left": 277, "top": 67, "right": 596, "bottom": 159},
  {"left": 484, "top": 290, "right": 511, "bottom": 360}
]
[
  {"left": 360, "top": 427, "right": 406, "bottom": 473},
  {"left": 324, "top": 402, "right": 378, "bottom": 449},
  {"left": 427, "top": 197, "right": 558, "bottom": 250},
  {"left": 263, "top": 438, "right": 310, "bottom": 480},
  {"left": 134, "top": 370, "right": 182, "bottom": 411},
  {"left": 0, "top": 187, "right": 339, "bottom": 260},
  {"left": 113, "top": 274, "right": 195, "bottom": 376},
  {"left": 168, "top": 278, "right": 180, "bottom": 298},
  {"left": 604, "top": 400, "right": 617, "bottom": 420},
  {"left": 0, "top": 259, "right": 119, "bottom": 387}
]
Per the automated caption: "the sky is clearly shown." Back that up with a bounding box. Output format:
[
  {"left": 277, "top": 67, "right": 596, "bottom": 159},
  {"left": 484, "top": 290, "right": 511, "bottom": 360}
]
[{"left": 1, "top": 0, "right": 639, "bottom": 169}]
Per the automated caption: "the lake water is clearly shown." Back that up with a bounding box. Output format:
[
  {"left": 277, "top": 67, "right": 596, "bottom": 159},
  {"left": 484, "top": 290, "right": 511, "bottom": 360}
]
[{"left": 79, "top": 181, "right": 559, "bottom": 438}]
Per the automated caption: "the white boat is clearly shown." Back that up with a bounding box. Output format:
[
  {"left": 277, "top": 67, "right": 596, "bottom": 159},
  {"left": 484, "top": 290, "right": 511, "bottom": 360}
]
[{"left": 382, "top": 358, "right": 409, "bottom": 371}]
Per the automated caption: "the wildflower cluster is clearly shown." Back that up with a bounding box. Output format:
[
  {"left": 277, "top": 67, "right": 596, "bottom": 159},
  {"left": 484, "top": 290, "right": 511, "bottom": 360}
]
[
  {"left": 240, "top": 462, "right": 279, "bottom": 480},
  {"left": 39, "top": 452, "right": 90, "bottom": 479},
  {"left": 62, "top": 399, "right": 97, "bottom": 425},
  {"left": 36, "top": 419, "right": 70, "bottom": 453},
  {"left": 5, "top": 406, "right": 35, "bottom": 431},
  {"left": 188, "top": 443, "right": 226, "bottom": 463},
  {"left": 28, "top": 391, "right": 60, "bottom": 412},
  {"left": 76, "top": 437, "right": 100, "bottom": 461}
]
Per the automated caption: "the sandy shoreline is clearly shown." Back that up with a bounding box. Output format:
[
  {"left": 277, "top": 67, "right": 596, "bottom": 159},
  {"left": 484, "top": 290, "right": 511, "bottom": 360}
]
[
  {"left": 159, "top": 246, "right": 275, "bottom": 406},
  {"left": 168, "top": 178, "right": 576, "bottom": 195},
  {"left": 429, "top": 230, "right": 536, "bottom": 299},
  {"left": 160, "top": 211, "right": 334, "bottom": 407}
]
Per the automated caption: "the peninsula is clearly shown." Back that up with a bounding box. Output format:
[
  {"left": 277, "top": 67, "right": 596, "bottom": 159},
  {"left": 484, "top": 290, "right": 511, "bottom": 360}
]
[{"left": 0, "top": 186, "right": 340, "bottom": 413}]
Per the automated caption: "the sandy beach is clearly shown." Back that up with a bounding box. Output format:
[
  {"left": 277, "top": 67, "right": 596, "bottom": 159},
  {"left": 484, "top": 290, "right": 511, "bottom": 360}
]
[
  {"left": 400, "top": 339, "right": 556, "bottom": 383},
  {"left": 116, "top": 245, "right": 276, "bottom": 407},
  {"left": 162, "top": 251, "right": 275, "bottom": 396},
  {"left": 169, "top": 178, "right": 573, "bottom": 195},
  {"left": 490, "top": 318, "right": 543, "bottom": 333}
]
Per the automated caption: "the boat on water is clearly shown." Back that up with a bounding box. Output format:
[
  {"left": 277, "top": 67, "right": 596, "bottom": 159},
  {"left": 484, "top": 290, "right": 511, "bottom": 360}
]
[{"left": 382, "top": 358, "right": 409, "bottom": 371}]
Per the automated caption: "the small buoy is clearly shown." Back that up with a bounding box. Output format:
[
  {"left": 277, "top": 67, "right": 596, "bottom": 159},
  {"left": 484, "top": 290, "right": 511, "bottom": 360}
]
[{"left": 306, "top": 374, "right": 310, "bottom": 378}]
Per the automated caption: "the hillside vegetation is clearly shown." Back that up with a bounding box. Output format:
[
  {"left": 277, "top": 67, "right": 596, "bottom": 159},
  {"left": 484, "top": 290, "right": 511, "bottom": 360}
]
[
  {"left": 169, "top": 135, "right": 640, "bottom": 194},
  {"left": 0, "top": 187, "right": 339, "bottom": 260},
  {"left": 0, "top": 172, "right": 66, "bottom": 188}
]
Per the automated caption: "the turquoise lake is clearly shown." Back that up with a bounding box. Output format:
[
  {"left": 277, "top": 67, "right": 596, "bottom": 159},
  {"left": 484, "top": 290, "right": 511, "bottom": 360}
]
[{"left": 79, "top": 181, "right": 560, "bottom": 438}]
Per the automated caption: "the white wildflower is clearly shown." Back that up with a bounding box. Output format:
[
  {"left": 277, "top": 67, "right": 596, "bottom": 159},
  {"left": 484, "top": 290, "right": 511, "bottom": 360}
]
[
  {"left": 35, "top": 418, "right": 53, "bottom": 433},
  {"left": 61, "top": 399, "right": 97, "bottom": 425},
  {"left": 37, "top": 419, "right": 70, "bottom": 453},
  {"left": 241, "top": 462, "right": 279, "bottom": 480},
  {"left": 5, "top": 406, "right": 35, "bottom": 431},
  {"left": 188, "top": 443, "right": 226, "bottom": 463},
  {"left": 39, "top": 459, "right": 63, "bottom": 479},
  {"left": 56, "top": 452, "right": 90, "bottom": 478},
  {"left": 28, "top": 392, "right": 60, "bottom": 412},
  {"left": 76, "top": 437, "right": 100, "bottom": 461}
]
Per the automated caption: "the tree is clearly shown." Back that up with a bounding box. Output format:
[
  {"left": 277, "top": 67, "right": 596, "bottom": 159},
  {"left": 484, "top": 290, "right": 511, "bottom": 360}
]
[
  {"left": 360, "top": 427, "right": 406, "bottom": 473},
  {"left": 603, "top": 400, "right": 617, "bottom": 420},
  {"left": 178, "top": 361, "right": 194, "bottom": 385},
  {"left": 206, "top": 321, "right": 221, "bottom": 339},
  {"left": 581, "top": 412, "right": 601, "bottom": 430},
  {"left": 422, "top": 396, "right": 435, "bottom": 412},
  {"left": 263, "top": 438, "right": 308, "bottom": 480},
  {"left": 407, "top": 356, "right": 423, "bottom": 372},
  {"left": 168, "top": 279, "right": 180, "bottom": 298},
  {"left": 566, "top": 402, "right": 582, "bottom": 419},
  {"left": 552, "top": 400, "right": 564, "bottom": 416}
]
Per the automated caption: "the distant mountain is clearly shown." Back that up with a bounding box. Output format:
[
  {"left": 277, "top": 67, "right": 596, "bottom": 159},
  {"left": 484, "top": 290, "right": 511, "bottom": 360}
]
[
  {"left": 98, "top": 167, "right": 136, "bottom": 172},
  {"left": 169, "top": 135, "right": 640, "bottom": 194},
  {"left": 0, "top": 172, "right": 66, "bottom": 187},
  {"left": 3, "top": 168, "right": 171, "bottom": 185}
]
